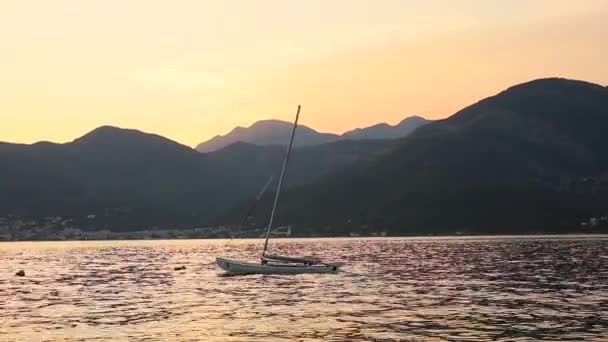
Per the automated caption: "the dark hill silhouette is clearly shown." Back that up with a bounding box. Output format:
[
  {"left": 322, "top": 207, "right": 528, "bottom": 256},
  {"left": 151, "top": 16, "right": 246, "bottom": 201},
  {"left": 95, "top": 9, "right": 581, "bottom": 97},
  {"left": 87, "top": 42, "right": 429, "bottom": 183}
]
[
  {"left": 0, "top": 127, "right": 396, "bottom": 231},
  {"left": 238, "top": 78, "right": 608, "bottom": 234}
]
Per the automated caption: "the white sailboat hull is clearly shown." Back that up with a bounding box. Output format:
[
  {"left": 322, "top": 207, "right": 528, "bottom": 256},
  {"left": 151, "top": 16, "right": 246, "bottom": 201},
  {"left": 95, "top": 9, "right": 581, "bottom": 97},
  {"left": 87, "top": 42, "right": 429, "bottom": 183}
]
[{"left": 216, "top": 257, "right": 342, "bottom": 275}]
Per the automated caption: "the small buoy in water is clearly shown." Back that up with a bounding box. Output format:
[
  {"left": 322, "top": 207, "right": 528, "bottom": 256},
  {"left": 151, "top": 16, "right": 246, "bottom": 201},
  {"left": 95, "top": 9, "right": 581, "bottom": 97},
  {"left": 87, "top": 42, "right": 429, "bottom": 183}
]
[
  {"left": 174, "top": 266, "right": 186, "bottom": 271},
  {"left": 16, "top": 270, "right": 25, "bottom": 277}
]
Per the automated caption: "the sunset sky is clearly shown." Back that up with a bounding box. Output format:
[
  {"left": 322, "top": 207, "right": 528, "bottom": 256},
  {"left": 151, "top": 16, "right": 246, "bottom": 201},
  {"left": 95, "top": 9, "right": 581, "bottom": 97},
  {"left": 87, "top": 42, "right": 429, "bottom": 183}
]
[{"left": 1, "top": 0, "right": 607, "bottom": 147}]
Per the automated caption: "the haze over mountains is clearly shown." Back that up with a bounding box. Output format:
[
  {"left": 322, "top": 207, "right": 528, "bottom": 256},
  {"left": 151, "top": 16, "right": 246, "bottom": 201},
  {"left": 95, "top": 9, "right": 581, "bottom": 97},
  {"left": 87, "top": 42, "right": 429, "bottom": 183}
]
[
  {"left": 1, "top": 77, "right": 607, "bottom": 237},
  {"left": 195, "top": 116, "right": 430, "bottom": 152}
]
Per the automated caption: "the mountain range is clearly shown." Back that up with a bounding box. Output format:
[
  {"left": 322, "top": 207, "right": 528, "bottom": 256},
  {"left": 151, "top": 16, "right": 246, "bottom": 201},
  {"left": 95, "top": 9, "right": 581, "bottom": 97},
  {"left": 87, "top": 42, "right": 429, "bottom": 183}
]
[
  {"left": 241, "top": 78, "right": 608, "bottom": 235},
  {"left": 1, "top": 77, "right": 607, "bottom": 236},
  {"left": 0, "top": 126, "right": 396, "bottom": 231},
  {"left": 195, "top": 116, "right": 430, "bottom": 152}
]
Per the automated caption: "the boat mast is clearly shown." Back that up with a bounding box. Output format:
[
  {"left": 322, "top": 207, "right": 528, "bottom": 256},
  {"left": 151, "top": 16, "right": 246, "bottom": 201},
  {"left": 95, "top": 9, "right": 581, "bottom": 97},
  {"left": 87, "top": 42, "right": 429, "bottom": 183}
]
[{"left": 262, "top": 105, "right": 300, "bottom": 256}]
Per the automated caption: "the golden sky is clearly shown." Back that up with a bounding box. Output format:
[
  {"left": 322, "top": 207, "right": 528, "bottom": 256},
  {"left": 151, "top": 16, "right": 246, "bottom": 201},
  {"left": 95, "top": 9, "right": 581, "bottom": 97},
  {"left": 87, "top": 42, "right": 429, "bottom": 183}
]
[{"left": 1, "top": 0, "right": 607, "bottom": 147}]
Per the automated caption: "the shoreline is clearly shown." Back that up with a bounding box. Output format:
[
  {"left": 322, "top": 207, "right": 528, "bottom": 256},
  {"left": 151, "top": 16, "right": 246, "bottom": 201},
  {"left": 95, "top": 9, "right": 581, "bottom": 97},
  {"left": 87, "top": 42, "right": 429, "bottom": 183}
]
[{"left": 2, "top": 233, "right": 608, "bottom": 244}]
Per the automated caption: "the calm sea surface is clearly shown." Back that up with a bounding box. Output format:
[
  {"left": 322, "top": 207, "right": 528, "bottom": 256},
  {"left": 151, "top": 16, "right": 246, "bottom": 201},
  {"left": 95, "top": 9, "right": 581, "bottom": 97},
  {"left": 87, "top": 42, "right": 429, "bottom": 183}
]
[{"left": 1, "top": 236, "right": 607, "bottom": 341}]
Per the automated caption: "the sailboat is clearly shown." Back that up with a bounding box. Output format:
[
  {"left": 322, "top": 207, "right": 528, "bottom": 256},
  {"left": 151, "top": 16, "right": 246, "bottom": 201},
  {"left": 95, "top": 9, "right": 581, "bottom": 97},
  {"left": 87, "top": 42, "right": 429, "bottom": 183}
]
[{"left": 216, "top": 105, "right": 344, "bottom": 275}]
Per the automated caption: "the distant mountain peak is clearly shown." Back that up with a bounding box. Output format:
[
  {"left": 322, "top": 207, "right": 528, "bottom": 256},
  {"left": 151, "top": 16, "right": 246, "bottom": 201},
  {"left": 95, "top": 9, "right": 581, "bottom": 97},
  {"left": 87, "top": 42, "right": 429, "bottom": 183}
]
[
  {"left": 196, "top": 115, "right": 432, "bottom": 152},
  {"left": 341, "top": 115, "right": 431, "bottom": 141},
  {"left": 196, "top": 120, "right": 339, "bottom": 153}
]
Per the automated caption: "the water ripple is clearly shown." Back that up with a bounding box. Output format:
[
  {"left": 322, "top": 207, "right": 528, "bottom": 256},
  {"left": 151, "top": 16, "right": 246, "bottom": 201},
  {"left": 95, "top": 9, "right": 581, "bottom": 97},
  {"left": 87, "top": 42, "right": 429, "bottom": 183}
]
[{"left": 1, "top": 236, "right": 607, "bottom": 341}]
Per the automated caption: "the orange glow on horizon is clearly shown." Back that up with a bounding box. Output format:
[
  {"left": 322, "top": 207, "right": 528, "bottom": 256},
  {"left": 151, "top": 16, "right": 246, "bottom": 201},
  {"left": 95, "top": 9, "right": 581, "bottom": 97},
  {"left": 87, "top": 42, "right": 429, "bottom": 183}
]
[{"left": 0, "top": 0, "right": 607, "bottom": 147}]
